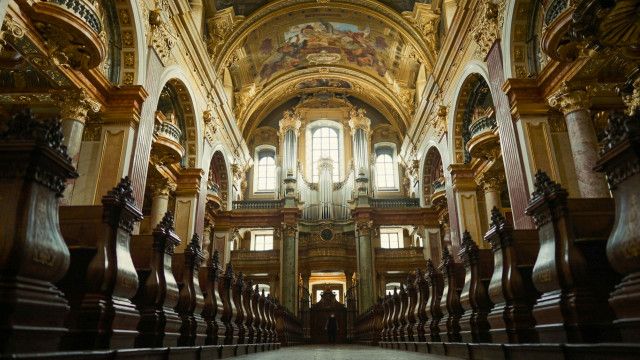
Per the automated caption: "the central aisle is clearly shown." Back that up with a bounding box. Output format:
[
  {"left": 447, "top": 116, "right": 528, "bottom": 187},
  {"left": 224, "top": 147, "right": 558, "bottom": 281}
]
[{"left": 235, "top": 345, "right": 459, "bottom": 360}]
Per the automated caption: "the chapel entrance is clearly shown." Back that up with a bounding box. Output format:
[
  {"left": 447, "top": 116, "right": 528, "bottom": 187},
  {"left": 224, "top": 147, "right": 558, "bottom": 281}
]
[{"left": 309, "top": 290, "right": 347, "bottom": 343}]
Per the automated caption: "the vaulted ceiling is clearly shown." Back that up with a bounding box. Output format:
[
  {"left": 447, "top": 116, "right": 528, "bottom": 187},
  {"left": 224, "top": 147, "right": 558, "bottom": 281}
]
[{"left": 209, "top": 0, "right": 437, "bottom": 138}]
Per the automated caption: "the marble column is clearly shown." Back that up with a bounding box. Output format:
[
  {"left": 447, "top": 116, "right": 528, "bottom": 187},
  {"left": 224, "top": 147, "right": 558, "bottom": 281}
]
[
  {"left": 202, "top": 218, "right": 213, "bottom": 262},
  {"left": 548, "top": 85, "right": 609, "bottom": 198},
  {"left": 57, "top": 89, "right": 100, "bottom": 204},
  {"left": 280, "top": 223, "right": 298, "bottom": 312},
  {"left": 174, "top": 169, "right": 204, "bottom": 253},
  {"left": 355, "top": 220, "right": 375, "bottom": 313},
  {"left": 149, "top": 177, "right": 174, "bottom": 229},
  {"left": 57, "top": 89, "right": 101, "bottom": 167},
  {"left": 479, "top": 172, "right": 504, "bottom": 222}
]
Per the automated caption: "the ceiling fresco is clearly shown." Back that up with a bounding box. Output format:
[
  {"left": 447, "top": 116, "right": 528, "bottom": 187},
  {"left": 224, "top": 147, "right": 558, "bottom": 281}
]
[
  {"left": 228, "top": 9, "right": 421, "bottom": 90},
  {"left": 215, "top": 1, "right": 430, "bottom": 16}
]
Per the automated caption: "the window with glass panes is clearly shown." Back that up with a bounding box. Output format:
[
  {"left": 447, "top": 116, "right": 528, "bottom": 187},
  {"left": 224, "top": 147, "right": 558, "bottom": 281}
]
[
  {"left": 251, "top": 232, "right": 273, "bottom": 251},
  {"left": 311, "top": 127, "right": 340, "bottom": 182},
  {"left": 375, "top": 146, "right": 397, "bottom": 190},
  {"left": 256, "top": 148, "right": 276, "bottom": 192},
  {"left": 380, "top": 228, "right": 403, "bottom": 249}
]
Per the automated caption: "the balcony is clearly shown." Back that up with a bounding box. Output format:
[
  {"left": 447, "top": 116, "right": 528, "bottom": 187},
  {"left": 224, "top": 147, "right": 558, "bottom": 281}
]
[
  {"left": 24, "top": 0, "right": 106, "bottom": 69},
  {"left": 466, "top": 115, "right": 500, "bottom": 160},
  {"left": 232, "top": 199, "right": 283, "bottom": 210},
  {"left": 207, "top": 182, "right": 223, "bottom": 211},
  {"left": 374, "top": 247, "right": 425, "bottom": 271},
  {"left": 370, "top": 197, "right": 420, "bottom": 209},
  {"left": 430, "top": 179, "right": 446, "bottom": 204},
  {"left": 151, "top": 113, "right": 185, "bottom": 165},
  {"left": 230, "top": 249, "right": 279, "bottom": 273},
  {"left": 540, "top": 0, "right": 576, "bottom": 61}
]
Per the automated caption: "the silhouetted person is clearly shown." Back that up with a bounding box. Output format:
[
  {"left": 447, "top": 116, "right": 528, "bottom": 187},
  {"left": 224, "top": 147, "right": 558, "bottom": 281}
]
[{"left": 325, "top": 314, "right": 338, "bottom": 344}]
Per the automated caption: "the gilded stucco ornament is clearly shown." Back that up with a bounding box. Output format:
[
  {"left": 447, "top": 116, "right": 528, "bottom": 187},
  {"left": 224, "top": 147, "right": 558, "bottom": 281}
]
[
  {"left": 548, "top": 82, "right": 591, "bottom": 115},
  {"left": 54, "top": 89, "right": 101, "bottom": 122},
  {"left": 0, "top": 16, "right": 26, "bottom": 52},
  {"left": 147, "top": 0, "right": 176, "bottom": 66},
  {"left": 470, "top": 0, "right": 505, "bottom": 59},
  {"left": 403, "top": 2, "right": 440, "bottom": 56},
  {"left": 348, "top": 108, "right": 371, "bottom": 135},
  {"left": 279, "top": 109, "right": 302, "bottom": 137},
  {"left": 206, "top": 7, "right": 243, "bottom": 60}
]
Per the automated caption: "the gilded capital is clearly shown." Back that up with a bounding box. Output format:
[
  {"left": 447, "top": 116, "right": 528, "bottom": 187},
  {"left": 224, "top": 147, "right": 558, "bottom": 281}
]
[
  {"left": 56, "top": 89, "right": 101, "bottom": 122},
  {"left": 278, "top": 109, "right": 302, "bottom": 137},
  {"left": 148, "top": 175, "right": 176, "bottom": 197},
  {"left": 548, "top": 83, "right": 591, "bottom": 115},
  {"left": 348, "top": 107, "right": 371, "bottom": 134},
  {"left": 478, "top": 172, "right": 505, "bottom": 192}
]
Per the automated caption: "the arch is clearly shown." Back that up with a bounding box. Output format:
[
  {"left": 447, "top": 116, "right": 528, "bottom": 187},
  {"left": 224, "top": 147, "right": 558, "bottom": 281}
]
[
  {"left": 208, "top": 150, "right": 231, "bottom": 211},
  {"left": 448, "top": 62, "right": 493, "bottom": 164},
  {"left": 422, "top": 146, "right": 445, "bottom": 205},
  {"left": 114, "top": 0, "right": 147, "bottom": 85},
  {"left": 502, "top": 0, "right": 547, "bottom": 79}
]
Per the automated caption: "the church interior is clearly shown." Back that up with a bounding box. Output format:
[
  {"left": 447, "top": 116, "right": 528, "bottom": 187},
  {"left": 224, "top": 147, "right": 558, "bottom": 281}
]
[{"left": 0, "top": 0, "right": 639, "bottom": 359}]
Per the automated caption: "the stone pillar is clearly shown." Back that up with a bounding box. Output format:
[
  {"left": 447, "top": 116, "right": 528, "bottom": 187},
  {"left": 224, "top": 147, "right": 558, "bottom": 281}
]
[
  {"left": 449, "top": 164, "right": 485, "bottom": 251},
  {"left": 174, "top": 169, "right": 204, "bottom": 253},
  {"left": 57, "top": 89, "right": 101, "bottom": 167},
  {"left": 548, "top": 84, "right": 609, "bottom": 198},
  {"left": 202, "top": 218, "right": 213, "bottom": 262},
  {"left": 280, "top": 223, "right": 298, "bottom": 312},
  {"left": 149, "top": 177, "right": 174, "bottom": 229},
  {"left": 348, "top": 108, "right": 371, "bottom": 179},
  {"left": 478, "top": 172, "right": 504, "bottom": 222},
  {"left": 355, "top": 219, "right": 375, "bottom": 313}
]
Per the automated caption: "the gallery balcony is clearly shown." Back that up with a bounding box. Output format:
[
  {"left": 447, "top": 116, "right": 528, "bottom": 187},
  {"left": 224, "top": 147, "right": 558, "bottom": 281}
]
[
  {"left": 151, "top": 113, "right": 185, "bottom": 165},
  {"left": 207, "top": 182, "right": 223, "bottom": 211},
  {"left": 230, "top": 249, "right": 279, "bottom": 273},
  {"left": 374, "top": 247, "right": 425, "bottom": 271},
  {"left": 370, "top": 197, "right": 420, "bottom": 209},
  {"left": 430, "top": 179, "right": 446, "bottom": 204},
  {"left": 21, "top": 0, "right": 106, "bottom": 69},
  {"left": 540, "top": 0, "right": 575, "bottom": 61},
  {"left": 466, "top": 115, "right": 500, "bottom": 160}
]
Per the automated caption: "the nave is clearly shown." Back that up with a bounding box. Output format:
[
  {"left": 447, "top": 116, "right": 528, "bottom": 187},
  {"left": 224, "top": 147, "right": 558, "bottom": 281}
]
[{"left": 234, "top": 345, "right": 453, "bottom": 360}]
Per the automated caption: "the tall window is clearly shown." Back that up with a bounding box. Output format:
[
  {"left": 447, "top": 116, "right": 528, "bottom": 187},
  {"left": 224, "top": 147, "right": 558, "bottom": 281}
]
[
  {"left": 375, "top": 146, "right": 398, "bottom": 190},
  {"left": 255, "top": 148, "right": 276, "bottom": 192},
  {"left": 311, "top": 126, "right": 340, "bottom": 182},
  {"left": 251, "top": 230, "right": 274, "bottom": 251},
  {"left": 380, "top": 227, "right": 403, "bottom": 249}
]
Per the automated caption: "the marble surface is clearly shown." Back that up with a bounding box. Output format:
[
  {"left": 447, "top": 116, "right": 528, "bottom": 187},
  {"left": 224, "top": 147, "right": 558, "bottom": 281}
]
[{"left": 235, "top": 345, "right": 459, "bottom": 360}]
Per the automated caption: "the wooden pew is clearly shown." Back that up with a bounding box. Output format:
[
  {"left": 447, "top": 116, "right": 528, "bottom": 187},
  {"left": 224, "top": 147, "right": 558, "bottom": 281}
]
[
  {"left": 403, "top": 273, "right": 418, "bottom": 346},
  {"left": 243, "top": 279, "right": 257, "bottom": 349},
  {"left": 0, "top": 111, "right": 77, "bottom": 353},
  {"left": 438, "top": 247, "right": 464, "bottom": 343},
  {"left": 58, "top": 177, "right": 143, "bottom": 350},
  {"left": 200, "top": 250, "right": 225, "bottom": 350},
  {"left": 232, "top": 273, "right": 248, "bottom": 353},
  {"left": 414, "top": 268, "right": 429, "bottom": 346},
  {"left": 131, "top": 212, "right": 182, "bottom": 347},
  {"left": 425, "top": 259, "right": 444, "bottom": 342},
  {"left": 458, "top": 231, "right": 494, "bottom": 343},
  {"left": 251, "top": 285, "right": 264, "bottom": 346},
  {"left": 485, "top": 208, "right": 539, "bottom": 344},
  {"left": 219, "top": 262, "right": 239, "bottom": 355},
  {"left": 595, "top": 111, "right": 640, "bottom": 342},
  {"left": 397, "top": 284, "right": 408, "bottom": 344},
  {"left": 175, "top": 234, "right": 206, "bottom": 346},
  {"left": 525, "top": 171, "right": 619, "bottom": 343}
]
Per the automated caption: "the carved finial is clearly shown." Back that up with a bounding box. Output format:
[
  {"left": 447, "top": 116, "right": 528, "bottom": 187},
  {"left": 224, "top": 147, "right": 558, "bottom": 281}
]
[
  {"left": 600, "top": 111, "right": 639, "bottom": 155},
  {"left": 0, "top": 109, "right": 72, "bottom": 164},
  {"left": 188, "top": 233, "right": 201, "bottom": 252},
  {"left": 531, "top": 170, "right": 566, "bottom": 199},
  {"left": 254, "top": 284, "right": 260, "bottom": 295},
  {"left": 426, "top": 259, "right": 436, "bottom": 275},
  {"left": 208, "top": 250, "right": 220, "bottom": 278},
  {"left": 439, "top": 246, "right": 452, "bottom": 272},
  {"left": 490, "top": 206, "right": 506, "bottom": 228},
  {"left": 236, "top": 272, "right": 244, "bottom": 287},
  {"left": 106, "top": 176, "right": 135, "bottom": 204},
  {"left": 155, "top": 211, "right": 175, "bottom": 233},
  {"left": 460, "top": 231, "right": 479, "bottom": 264},
  {"left": 224, "top": 262, "right": 234, "bottom": 279}
]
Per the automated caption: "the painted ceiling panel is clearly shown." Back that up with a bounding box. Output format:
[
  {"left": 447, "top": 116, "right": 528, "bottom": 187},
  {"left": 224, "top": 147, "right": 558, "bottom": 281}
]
[{"left": 215, "top": 1, "right": 431, "bottom": 16}]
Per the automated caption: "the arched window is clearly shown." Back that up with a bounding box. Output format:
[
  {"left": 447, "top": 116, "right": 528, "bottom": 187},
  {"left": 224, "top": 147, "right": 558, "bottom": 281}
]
[
  {"left": 255, "top": 147, "right": 276, "bottom": 192},
  {"left": 311, "top": 126, "right": 340, "bottom": 182},
  {"left": 375, "top": 146, "right": 398, "bottom": 190}
]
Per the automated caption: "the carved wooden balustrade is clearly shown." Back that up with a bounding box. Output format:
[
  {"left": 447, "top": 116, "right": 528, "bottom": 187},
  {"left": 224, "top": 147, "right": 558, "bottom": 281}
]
[
  {"left": 175, "top": 234, "right": 206, "bottom": 346},
  {"left": 353, "top": 299, "right": 383, "bottom": 346}
]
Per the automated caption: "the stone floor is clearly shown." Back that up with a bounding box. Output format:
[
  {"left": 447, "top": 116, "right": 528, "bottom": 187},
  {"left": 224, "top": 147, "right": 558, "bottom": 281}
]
[{"left": 235, "top": 345, "right": 458, "bottom": 360}]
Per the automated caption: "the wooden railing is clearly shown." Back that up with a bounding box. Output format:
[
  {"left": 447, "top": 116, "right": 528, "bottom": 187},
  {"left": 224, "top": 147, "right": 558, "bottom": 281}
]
[
  {"left": 370, "top": 197, "right": 420, "bottom": 208},
  {"left": 232, "top": 199, "right": 283, "bottom": 210}
]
